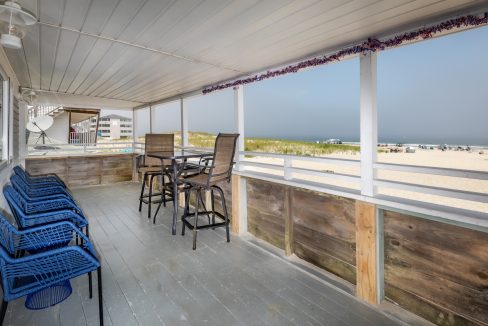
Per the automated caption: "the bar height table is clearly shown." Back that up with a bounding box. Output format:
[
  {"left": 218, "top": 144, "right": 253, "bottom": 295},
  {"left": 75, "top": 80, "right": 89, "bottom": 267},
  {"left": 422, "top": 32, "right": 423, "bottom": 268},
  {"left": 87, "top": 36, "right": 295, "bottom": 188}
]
[{"left": 148, "top": 150, "right": 213, "bottom": 235}]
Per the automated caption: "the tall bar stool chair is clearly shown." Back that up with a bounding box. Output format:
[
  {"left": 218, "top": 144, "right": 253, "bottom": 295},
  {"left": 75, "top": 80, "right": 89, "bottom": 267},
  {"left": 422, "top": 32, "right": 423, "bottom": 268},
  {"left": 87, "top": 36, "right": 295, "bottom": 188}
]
[
  {"left": 181, "top": 133, "right": 239, "bottom": 250},
  {"left": 138, "top": 133, "right": 174, "bottom": 219}
]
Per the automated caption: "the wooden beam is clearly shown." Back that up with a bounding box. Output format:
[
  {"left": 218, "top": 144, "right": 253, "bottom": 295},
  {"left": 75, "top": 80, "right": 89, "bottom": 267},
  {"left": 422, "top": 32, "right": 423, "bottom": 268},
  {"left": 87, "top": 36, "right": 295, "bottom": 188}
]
[
  {"left": 356, "top": 200, "right": 379, "bottom": 304},
  {"left": 231, "top": 174, "right": 247, "bottom": 235}
]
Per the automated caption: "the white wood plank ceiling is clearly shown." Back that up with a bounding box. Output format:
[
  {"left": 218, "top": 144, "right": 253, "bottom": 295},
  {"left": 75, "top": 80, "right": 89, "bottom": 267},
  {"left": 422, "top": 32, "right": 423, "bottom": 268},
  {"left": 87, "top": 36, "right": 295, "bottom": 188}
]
[{"left": 4, "top": 0, "right": 488, "bottom": 108}]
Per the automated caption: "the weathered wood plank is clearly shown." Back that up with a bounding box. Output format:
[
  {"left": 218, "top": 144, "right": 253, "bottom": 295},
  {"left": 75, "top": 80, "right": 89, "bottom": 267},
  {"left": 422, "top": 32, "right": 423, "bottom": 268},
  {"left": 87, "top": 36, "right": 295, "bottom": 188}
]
[
  {"left": 26, "top": 158, "right": 68, "bottom": 183},
  {"left": 231, "top": 174, "right": 242, "bottom": 234},
  {"left": 384, "top": 210, "right": 488, "bottom": 325},
  {"left": 356, "top": 201, "right": 378, "bottom": 304},
  {"left": 247, "top": 178, "right": 286, "bottom": 249},
  {"left": 291, "top": 188, "right": 356, "bottom": 243},
  {"left": 284, "top": 187, "right": 293, "bottom": 256},
  {"left": 294, "top": 240, "right": 357, "bottom": 285},
  {"left": 26, "top": 154, "right": 134, "bottom": 187},
  {"left": 291, "top": 188, "right": 357, "bottom": 284}
]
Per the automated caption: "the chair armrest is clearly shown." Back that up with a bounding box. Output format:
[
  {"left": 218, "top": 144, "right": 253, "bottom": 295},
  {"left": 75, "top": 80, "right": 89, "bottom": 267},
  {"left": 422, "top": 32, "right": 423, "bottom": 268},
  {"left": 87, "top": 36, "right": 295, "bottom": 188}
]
[
  {"left": 16, "top": 221, "right": 88, "bottom": 252},
  {"left": 25, "top": 198, "right": 82, "bottom": 215},
  {"left": 20, "top": 209, "right": 88, "bottom": 228}
]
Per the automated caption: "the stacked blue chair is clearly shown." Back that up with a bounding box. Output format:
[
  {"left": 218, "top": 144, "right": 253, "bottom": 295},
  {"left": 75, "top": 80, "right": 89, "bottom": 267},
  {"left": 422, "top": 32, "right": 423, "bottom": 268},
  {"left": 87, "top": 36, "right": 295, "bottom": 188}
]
[
  {"left": 0, "top": 213, "right": 103, "bottom": 325},
  {"left": 11, "top": 174, "right": 75, "bottom": 202},
  {"left": 11, "top": 175, "right": 76, "bottom": 206},
  {"left": 13, "top": 165, "right": 66, "bottom": 188},
  {"left": 3, "top": 185, "right": 88, "bottom": 234}
]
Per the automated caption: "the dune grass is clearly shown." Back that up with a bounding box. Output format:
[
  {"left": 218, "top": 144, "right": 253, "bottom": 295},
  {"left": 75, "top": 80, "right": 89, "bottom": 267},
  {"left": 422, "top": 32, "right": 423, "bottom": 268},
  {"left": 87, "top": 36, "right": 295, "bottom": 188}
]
[{"left": 186, "top": 132, "right": 359, "bottom": 156}]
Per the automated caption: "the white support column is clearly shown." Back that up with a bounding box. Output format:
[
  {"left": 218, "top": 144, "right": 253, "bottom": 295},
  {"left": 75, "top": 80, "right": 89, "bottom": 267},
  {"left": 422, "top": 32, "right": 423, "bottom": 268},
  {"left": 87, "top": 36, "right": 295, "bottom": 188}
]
[
  {"left": 2, "top": 80, "right": 9, "bottom": 161},
  {"left": 180, "top": 98, "right": 188, "bottom": 148},
  {"left": 131, "top": 108, "right": 136, "bottom": 152},
  {"left": 360, "top": 52, "right": 378, "bottom": 197},
  {"left": 232, "top": 86, "right": 247, "bottom": 236},
  {"left": 234, "top": 86, "right": 245, "bottom": 168},
  {"left": 19, "top": 101, "right": 27, "bottom": 161},
  {"left": 149, "top": 105, "right": 153, "bottom": 133}
]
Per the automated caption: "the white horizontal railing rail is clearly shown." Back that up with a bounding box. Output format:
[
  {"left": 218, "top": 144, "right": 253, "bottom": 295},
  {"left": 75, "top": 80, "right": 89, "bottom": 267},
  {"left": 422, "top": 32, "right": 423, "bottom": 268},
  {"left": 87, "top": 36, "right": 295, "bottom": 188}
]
[
  {"left": 374, "top": 162, "right": 488, "bottom": 180},
  {"left": 237, "top": 151, "right": 488, "bottom": 206},
  {"left": 28, "top": 142, "right": 134, "bottom": 155},
  {"left": 239, "top": 150, "right": 361, "bottom": 185}
]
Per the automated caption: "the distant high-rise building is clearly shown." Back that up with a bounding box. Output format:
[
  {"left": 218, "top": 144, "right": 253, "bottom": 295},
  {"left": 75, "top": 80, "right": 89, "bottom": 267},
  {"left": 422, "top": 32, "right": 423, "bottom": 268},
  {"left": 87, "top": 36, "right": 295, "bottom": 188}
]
[{"left": 91, "top": 114, "right": 133, "bottom": 140}]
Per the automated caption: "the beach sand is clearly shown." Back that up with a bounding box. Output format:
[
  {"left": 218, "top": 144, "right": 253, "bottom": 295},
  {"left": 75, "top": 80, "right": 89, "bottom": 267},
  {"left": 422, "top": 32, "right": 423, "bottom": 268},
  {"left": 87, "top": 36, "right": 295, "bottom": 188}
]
[{"left": 245, "top": 149, "right": 488, "bottom": 214}]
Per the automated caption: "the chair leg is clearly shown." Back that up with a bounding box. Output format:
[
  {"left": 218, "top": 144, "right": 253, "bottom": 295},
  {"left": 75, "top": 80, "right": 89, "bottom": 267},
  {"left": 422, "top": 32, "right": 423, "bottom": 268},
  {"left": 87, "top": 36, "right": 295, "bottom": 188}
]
[
  {"left": 89, "top": 271, "right": 93, "bottom": 299},
  {"left": 139, "top": 173, "right": 147, "bottom": 212},
  {"left": 148, "top": 174, "right": 155, "bottom": 219},
  {"left": 182, "top": 189, "right": 191, "bottom": 236},
  {"left": 0, "top": 300, "right": 8, "bottom": 325},
  {"left": 215, "top": 186, "right": 230, "bottom": 243},
  {"left": 193, "top": 189, "right": 201, "bottom": 250},
  {"left": 162, "top": 173, "right": 167, "bottom": 208},
  {"left": 211, "top": 189, "right": 216, "bottom": 226},
  {"left": 97, "top": 267, "right": 104, "bottom": 326}
]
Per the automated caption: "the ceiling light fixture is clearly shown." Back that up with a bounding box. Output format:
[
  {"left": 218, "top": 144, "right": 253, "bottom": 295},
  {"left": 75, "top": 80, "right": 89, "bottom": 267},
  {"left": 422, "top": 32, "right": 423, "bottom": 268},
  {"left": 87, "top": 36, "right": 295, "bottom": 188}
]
[{"left": 0, "top": 0, "right": 36, "bottom": 49}]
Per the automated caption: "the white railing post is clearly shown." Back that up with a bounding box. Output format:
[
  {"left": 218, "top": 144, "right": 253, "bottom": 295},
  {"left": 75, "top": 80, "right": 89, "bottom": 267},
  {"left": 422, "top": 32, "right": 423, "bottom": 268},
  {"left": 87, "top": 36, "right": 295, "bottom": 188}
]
[
  {"left": 149, "top": 105, "right": 153, "bottom": 134},
  {"left": 234, "top": 86, "right": 245, "bottom": 170},
  {"left": 284, "top": 157, "right": 293, "bottom": 180},
  {"left": 180, "top": 98, "right": 188, "bottom": 148},
  {"left": 360, "top": 52, "right": 378, "bottom": 197},
  {"left": 132, "top": 108, "right": 136, "bottom": 152},
  {"left": 232, "top": 85, "right": 247, "bottom": 236}
]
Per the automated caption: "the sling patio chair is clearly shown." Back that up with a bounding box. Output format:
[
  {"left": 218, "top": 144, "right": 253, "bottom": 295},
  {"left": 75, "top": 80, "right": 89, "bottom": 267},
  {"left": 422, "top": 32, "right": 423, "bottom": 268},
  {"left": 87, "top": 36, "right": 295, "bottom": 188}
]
[
  {"left": 181, "top": 133, "right": 239, "bottom": 250},
  {"left": 137, "top": 133, "right": 174, "bottom": 219}
]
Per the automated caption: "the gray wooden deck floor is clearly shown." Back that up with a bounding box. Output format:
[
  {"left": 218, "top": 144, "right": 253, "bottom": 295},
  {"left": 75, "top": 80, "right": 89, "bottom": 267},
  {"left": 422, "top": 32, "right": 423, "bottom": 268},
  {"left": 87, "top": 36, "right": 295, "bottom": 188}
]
[{"left": 4, "top": 182, "right": 403, "bottom": 326}]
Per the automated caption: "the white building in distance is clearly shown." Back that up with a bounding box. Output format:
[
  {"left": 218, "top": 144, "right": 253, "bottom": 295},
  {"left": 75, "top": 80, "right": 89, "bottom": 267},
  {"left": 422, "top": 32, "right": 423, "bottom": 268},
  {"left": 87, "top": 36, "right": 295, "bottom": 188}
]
[{"left": 91, "top": 114, "right": 133, "bottom": 140}]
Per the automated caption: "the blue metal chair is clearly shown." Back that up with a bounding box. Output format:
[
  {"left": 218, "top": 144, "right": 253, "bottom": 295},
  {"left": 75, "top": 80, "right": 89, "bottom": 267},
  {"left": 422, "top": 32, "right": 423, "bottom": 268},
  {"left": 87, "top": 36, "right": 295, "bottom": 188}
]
[
  {"left": 0, "top": 214, "right": 102, "bottom": 325},
  {"left": 12, "top": 169, "right": 72, "bottom": 196},
  {"left": 13, "top": 166, "right": 67, "bottom": 188},
  {"left": 11, "top": 174, "right": 76, "bottom": 204},
  {"left": 3, "top": 185, "right": 88, "bottom": 233}
]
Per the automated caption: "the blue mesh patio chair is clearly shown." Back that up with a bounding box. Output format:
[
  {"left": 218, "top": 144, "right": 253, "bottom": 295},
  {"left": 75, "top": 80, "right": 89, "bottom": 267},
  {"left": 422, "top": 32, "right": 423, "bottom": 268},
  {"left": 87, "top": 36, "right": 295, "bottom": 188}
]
[
  {"left": 13, "top": 165, "right": 66, "bottom": 188},
  {"left": 5, "top": 183, "right": 85, "bottom": 219},
  {"left": 11, "top": 174, "right": 77, "bottom": 204},
  {"left": 0, "top": 214, "right": 103, "bottom": 325},
  {"left": 12, "top": 170, "right": 73, "bottom": 197},
  {"left": 3, "top": 185, "right": 88, "bottom": 235}
]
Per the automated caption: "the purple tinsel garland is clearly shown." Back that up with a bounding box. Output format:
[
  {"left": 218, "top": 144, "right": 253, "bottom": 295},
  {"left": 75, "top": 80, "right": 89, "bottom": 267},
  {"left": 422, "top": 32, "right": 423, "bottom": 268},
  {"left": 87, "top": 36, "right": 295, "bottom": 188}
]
[{"left": 202, "top": 12, "right": 488, "bottom": 94}]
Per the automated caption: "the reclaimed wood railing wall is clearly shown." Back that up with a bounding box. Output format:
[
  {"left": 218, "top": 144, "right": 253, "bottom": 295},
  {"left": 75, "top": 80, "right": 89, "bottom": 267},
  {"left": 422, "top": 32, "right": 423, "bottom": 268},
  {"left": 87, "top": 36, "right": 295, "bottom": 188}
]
[
  {"left": 233, "top": 176, "right": 488, "bottom": 326},
  {"left": 25, "top": 153, "right": 134, "bottom": 187}
]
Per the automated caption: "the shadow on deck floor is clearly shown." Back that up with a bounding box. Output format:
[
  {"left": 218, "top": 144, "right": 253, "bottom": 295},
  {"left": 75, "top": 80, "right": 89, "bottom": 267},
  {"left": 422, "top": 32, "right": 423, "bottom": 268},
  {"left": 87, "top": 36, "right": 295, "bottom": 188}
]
[{"left": 4, "top": 182, "right": 405, "bottom": 326}]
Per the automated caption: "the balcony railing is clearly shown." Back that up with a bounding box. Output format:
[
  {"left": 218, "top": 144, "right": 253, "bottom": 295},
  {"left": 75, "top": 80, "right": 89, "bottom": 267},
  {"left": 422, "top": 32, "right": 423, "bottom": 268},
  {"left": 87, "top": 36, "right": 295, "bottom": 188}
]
[
  {"left": 235, "top": 150, "right": 488, "bottom": 222},
  {"left": 68, "top": 131, "right": 96, "bottom": 144}
]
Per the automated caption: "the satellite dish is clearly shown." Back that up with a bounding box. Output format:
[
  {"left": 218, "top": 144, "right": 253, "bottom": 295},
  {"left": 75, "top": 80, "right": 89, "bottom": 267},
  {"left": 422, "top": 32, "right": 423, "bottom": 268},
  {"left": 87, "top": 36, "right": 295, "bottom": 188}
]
[{"left": 26, "top": 115, "right": 53, "bottom": 144}]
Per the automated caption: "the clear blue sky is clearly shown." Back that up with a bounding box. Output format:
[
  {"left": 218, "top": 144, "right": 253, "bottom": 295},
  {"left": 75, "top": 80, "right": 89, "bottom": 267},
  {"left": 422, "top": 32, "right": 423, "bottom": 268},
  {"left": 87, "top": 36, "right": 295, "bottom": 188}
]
[{"left": 106, "top": 25, "right": 488, "bottom": 146}]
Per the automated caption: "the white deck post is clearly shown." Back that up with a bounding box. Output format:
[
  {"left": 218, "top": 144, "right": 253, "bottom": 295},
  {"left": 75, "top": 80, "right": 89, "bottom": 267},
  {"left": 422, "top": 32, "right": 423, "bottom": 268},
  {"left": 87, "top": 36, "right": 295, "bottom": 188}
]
[
  {"left": 234, "top": 86, "right": 245, "bottom": 167},
  {"left": 132, "top": 108, "right": 136, "bottom": 150},
  {"left": 149, "top": 105, "right": 153, "bottom": 133},
  {"left": 232, "top": 85, "right": 247, "bottom": 235},
  {"left": 180, "top": 98, "right": 188, "bottom": 148},
  {"left": 360, "top": 52, "right": 378, "bottom": 197}
]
